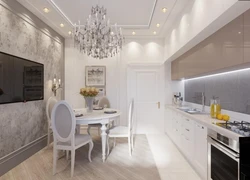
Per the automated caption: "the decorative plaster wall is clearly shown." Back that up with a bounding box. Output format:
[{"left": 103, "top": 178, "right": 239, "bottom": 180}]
[{"left": 0, "top": 1, "right": 63, "bottom": 158}]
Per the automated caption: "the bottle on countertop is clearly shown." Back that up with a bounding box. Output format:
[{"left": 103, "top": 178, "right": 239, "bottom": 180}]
[{"left": 210, "top": 96, "right": 221, "bottom": 118}]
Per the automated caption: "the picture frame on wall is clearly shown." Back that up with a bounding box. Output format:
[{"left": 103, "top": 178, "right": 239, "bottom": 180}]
[{"left": 85, "top": 66, "right": 106, "bottom": 86}]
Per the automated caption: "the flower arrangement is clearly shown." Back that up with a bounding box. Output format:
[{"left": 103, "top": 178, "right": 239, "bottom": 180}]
[{"left": 80, "top": 87, "right": 99, "bottom": 97}]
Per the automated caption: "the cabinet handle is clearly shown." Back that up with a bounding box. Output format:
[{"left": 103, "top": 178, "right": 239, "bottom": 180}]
[
  {"left": 202, "top": 126, "right": 204, "bottom": 129},
  {"left": 157, "top": 102, "right": 160, "bottom": 109},
  {"left": 186, "top": 129, "right": 190, "bottom": 132},
  {"left": 186, "top": 119, "right": 190, "bottom": 121}
]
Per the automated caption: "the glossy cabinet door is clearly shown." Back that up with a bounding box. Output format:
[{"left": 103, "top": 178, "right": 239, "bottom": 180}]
[
  {"left": 194, "top": 122, "right": 208, "bottom": 180},
  {"left": 244, "top": 10, "right": 250, "bottom": 63},
  {"left": 171, "top": 13, "right": 245, "bottom": 80},
  {"left": 166, "top": 109, "right": 209, "bottom": 180},
  {"left": 220, "top": 15, "right": 244, "bottom": 68},
  {"left": 164, "top": 109, "right": 173, "bottom": 136},
  {"left": 181, "top": 117, "right": 195, "bottom": 160},
  {"left": 171, "top": 60, "right": 180, "bottom": 80}
]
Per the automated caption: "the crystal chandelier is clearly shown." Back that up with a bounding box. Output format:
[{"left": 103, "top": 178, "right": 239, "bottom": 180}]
[{"left": 74, "top": 5, "right": 124, "bottom": 59}]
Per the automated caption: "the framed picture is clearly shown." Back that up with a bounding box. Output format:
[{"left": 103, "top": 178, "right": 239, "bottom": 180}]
[{"left": 85, "top": 66, "right": 106, "bottom": 86}]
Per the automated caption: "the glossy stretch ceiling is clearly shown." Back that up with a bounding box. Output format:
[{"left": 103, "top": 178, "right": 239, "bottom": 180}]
[{"left": 16, "top": 0, "right": 190, "bottom": 38}]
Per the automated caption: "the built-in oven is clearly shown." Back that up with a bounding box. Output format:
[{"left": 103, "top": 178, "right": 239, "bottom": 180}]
[
  {"left": 208, "top": 136, "right": 239, "bottom": 180},
  {"left": 207, "top": 129, "right": 250, "bottom": 180}
]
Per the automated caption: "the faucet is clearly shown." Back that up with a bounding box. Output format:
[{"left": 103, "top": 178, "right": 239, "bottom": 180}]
[{"left": 201, "top": 92, "right": 205, "bottom": 112}]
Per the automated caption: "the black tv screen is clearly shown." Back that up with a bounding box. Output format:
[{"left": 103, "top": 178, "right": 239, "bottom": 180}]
[{"left": 0, "top": 51, "right": 44, "bottom": 104}]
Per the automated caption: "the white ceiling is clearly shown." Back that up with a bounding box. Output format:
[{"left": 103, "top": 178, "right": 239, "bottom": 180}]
[
  {"left": 53, "top": 0, "right": 156, "bottom": 27},
  {"left": 16, "top": 0, "right": 190, "bottom": 38}
]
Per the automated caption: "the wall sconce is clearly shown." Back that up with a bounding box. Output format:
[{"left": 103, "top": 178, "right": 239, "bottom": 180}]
[{"left": 52, "top": 75, "right": 62, "bottom": 96}]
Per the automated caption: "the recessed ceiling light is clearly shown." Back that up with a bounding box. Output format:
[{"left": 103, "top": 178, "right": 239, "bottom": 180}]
[
  {"left": 132, "top": 31, "right": 136, "bottom": 35},
  {"left": 60, "top": 23, "right": 64, "bottom": 27},
  {"left": 68, "top": 31, "right": 72, "bottom": 35},
  {"left": 111, "top": 31, "right": 114, "bottom": 35},
  {"left": 156, "top": 23, "right": 160, "bottom": 27},
  {"left": 43, "top": 7, "right": 50, "bottom": 13},
  {"left": 162, "top": 7, "right": 167, "bottom": 13},
  {"left": 238, "top": 31, "right": 242, "bottom": 34},
  {"left": 153, "top": 31, "right": 157, "bottom": 35}
]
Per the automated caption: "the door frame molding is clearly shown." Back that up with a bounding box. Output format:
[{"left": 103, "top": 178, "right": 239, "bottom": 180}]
[
  {"left": 127, "top": 61, "right": 164, "bottom": 68},
  {"left": 127, "top": 63, "right": 165, "bottom": 134}
]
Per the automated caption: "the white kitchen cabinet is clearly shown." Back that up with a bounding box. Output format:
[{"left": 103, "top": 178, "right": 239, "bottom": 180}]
[
  {"left": 180, "top": 117, "right": 195, "bottom": 160},
  {"left": 165, "top": 108, "right": 208, "bottom": 180},
  {"left": 164, "top": 109, "right": 173, "bottom": 136},
  {"left": 194, "top": 122, "right": 208, "bottom": 180}
]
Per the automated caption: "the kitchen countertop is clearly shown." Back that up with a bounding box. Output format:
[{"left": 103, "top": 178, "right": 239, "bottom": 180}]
[{"left": 165, "top": 105, "right": 243, "bottom": 140}]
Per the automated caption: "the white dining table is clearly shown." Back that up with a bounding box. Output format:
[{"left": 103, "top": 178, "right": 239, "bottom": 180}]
[{"left": 75, "top": 108, "right": 121, "bottom": 162}]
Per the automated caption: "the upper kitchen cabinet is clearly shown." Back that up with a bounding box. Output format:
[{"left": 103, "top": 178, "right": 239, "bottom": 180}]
[
  {"left": 171, "top": 13, "right": 245, "bottom": 80},
  {"left": 244, "top": 10, "right": 250, "bottom": 63},
  {"left": 220, "top": 15, "right": 244, "bottom": 68}
]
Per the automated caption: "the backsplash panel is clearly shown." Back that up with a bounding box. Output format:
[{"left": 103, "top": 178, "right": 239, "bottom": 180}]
[{"left": 184, "top": 69, "right": 250, "bottom": 115}]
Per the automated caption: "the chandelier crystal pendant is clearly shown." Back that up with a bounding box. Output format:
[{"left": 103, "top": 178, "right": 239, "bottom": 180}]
[{"left": 73, "top": 5, "right": 124, "bottom": 59}]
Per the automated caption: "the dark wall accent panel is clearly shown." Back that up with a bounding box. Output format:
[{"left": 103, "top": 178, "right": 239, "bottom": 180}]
[{"left": 184, "top": 69, "right": 250, "bottom": 115}]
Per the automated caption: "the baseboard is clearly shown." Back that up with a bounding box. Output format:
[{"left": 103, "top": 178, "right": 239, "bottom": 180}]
[{"left": 0, "top": 135, "right": 47, "bottom": 176}]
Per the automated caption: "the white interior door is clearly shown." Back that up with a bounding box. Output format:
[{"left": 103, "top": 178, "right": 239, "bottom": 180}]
[{"left": 128, "top": 65, "right": 165, "bottom": 134}]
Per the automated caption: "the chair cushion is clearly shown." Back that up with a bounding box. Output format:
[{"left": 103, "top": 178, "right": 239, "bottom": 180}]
[
  {"left": 58, "top": 134, "right": 91, "bottom": 146},
  {"left": 108, "top": 126, "right": 129, "bottom": 137}
]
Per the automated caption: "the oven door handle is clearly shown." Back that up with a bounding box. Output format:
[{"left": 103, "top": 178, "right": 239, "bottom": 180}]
[{"left": 208, "top": 136, "right": 239, "bottom": 160}]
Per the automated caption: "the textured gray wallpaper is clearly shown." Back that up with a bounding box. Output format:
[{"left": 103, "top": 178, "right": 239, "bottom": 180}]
[
  {"left": 0, "top": 2, "right": 63, "bottom": 158},
  {"left": 185, "top": 69, "right": 250, "bottom": 115}
]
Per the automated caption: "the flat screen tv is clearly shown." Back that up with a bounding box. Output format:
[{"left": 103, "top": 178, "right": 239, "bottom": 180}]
[{"left": 0, "top": 51, "right": 44, "bottom": 104}]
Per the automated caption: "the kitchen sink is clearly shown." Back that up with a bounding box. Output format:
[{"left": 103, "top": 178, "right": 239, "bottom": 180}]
[{"left": 177, "top": 107, "right": 208, "bottom": 115}]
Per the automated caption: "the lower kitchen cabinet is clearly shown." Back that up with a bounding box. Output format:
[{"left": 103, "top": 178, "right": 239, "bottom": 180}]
[
  {"left": 164, "top": 109, "right": 172, "bottom": 135},
  {"left": 194, "top": 122, "right": 208, "bottom": 180},
  {"left": 181, "top": 117, "right": 195, "bottom": 161},
  {"left": 165, "top": 108, "right": 208, "bottom": 180}
]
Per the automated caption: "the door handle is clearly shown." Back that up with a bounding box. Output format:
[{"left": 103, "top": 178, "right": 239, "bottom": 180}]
[{"left": 157, "top": 102, "right": 160, "bottom": 109}]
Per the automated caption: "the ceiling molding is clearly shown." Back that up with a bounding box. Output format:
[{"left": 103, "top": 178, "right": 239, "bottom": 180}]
[
  {"left": 46, "top": 0, "right": 74, "bottom": 27},
  {"left": 47, "top": 0, "right": 158, "bottom": 29}
]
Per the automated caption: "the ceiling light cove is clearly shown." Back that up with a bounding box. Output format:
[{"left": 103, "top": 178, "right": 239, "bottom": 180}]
[
  {"left": 60, "top": 23, "right": 64, "bottom": 27},
  {"left": 43, "top": 7, "right": 50, "bottom": 13},
  {"left": 162, "top": 7, "right": 167, "bottom": 13}
]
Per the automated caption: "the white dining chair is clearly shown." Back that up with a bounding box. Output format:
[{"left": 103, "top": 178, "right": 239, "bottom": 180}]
[
  {"left": 46, "top": 96, "right": 58, "bottom": 147},
  {"left": 107, "top": 99, "right": 134, "bottom": 156},
  {"left": 51, "top": 100, "right": 94, "bottom": 177},
  {"left": 87, "top": 96, "right": 111, "bottom": 136}
]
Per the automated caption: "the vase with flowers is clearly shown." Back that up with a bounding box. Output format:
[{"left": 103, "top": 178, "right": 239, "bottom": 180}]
[{"left": 80, "top": 87, "right": 99, "bottom": 113}]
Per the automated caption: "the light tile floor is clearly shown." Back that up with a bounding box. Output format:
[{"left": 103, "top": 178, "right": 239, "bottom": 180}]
[{"left": 147, "top": 134, "right": 201, "bottom": 180}]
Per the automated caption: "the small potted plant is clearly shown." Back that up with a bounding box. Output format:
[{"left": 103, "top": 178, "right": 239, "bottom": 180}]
[{"left": 80, "top": 87, "right": 99, "bottom": 113}]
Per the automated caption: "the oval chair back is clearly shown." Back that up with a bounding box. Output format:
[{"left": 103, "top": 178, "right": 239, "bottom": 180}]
[
  {"left": 98, "top": 96, "right": 110, "bottom": 108},
  {"left": 128, "top": 99, "right": 134, "bottom": 135},
  {"left": 46, "top": 96, "right": 58, "bottom": 123},
  {"left": 51, "top": 101, "right": 76, "bottom": 144}
]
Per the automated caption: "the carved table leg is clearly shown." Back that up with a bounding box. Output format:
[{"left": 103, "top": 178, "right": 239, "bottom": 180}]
[{"left": 101, "top": 124, "right": 107, "bottom": 162}]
